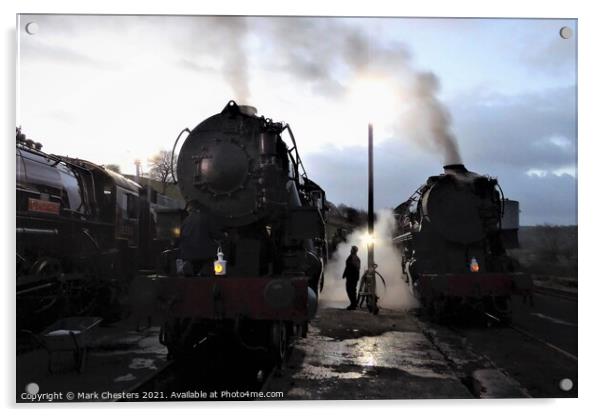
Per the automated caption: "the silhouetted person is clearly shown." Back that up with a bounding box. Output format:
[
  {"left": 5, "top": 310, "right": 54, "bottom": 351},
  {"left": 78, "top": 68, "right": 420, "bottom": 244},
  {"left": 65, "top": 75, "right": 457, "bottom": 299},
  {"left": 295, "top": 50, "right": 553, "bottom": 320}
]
[
  {"left": 342, "top": 245, "right": 361, "bottom": 310},
  {"left": 178, "top": 201, "right": 221, "bottom": 276}
]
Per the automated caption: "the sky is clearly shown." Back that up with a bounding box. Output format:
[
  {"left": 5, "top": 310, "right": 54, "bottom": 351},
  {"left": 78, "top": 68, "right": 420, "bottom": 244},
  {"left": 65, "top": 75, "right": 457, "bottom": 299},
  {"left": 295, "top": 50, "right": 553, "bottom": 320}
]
[{"left": 16, "top": 15, "right": 577, "bottom": 225}]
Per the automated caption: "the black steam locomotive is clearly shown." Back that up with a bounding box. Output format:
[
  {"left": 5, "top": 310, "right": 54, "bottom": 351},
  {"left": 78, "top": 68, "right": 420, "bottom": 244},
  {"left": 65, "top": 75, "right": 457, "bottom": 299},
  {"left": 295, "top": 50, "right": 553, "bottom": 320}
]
[
  {"left": 393, "top": 164, "right": 532, "bottom": 320},
  {"left": 16, "top": 128, "right": 174, "bottom": 327},
  {"left": 146, "top": 101, "right": 327, "bottom": 363}
]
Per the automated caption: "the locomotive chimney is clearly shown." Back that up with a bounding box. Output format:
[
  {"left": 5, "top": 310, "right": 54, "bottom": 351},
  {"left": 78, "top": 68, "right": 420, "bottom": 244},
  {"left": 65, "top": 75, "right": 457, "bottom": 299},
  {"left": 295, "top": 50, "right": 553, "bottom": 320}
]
[
  {"left": 443, "top": 164, "right": 468, "bottom": 174},
  {"left": 238, "top": 105, "right": 257, "bottom": 116}
]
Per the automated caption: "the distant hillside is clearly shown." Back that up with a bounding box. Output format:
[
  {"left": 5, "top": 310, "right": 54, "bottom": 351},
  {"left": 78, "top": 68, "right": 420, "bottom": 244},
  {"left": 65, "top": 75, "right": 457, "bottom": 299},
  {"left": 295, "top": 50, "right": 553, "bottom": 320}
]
[{"left": 509, "top": 225, "right": 577, "bottom": 280}]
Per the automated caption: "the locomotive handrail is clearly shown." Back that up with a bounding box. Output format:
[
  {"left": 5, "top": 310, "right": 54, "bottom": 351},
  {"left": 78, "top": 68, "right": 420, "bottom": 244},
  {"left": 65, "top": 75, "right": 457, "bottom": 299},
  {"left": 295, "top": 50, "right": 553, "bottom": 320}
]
[
  {"left": 283, "top": 124, "right": 308, "bottom": 182},
  {"left": 496, "top": 182, "right": 506, "bottom": 224},
  {"left": 17, "top": 146, "right": 63, "bottom": 168},
  {"left": 17, "top": 228, "right": 59, "bottom": 235},
  {"left": 392, "top": 232, "right": 413, "bottom": 243},
  {"left": 15, "top": 146, "right": 31, "bottom": 188},
  {"left": 170, "top": 127, "right": 191, "bottom": 184}
]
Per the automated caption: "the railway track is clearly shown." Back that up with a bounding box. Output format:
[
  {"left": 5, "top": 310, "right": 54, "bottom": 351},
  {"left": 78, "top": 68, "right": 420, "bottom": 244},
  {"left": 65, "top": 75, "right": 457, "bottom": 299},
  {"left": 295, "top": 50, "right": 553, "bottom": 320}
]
[
  {"left": 483, "top": 311, "right": 577, "bottom": 362},
  {"left": 416, "top": 294, "right": 577, "bottom": 398},
  {"left": 532, "top": 285, "right": 577, "bottom": 302},
  {"left": 121, "top": 336, "right": 277, "bottom": 401}
]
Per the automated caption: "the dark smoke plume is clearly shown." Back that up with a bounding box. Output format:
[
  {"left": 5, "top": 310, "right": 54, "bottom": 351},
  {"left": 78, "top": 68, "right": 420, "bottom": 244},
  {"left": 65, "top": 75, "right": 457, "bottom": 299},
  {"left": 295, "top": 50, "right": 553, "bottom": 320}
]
[{"left": 210, "top": 17, "right": 462, "bottom": 164}]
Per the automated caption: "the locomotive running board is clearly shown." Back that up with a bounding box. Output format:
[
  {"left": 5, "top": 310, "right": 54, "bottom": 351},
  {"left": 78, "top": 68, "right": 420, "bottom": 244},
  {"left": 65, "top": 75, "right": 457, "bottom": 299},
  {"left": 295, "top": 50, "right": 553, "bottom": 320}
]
[{"left": 418, "top": 272, "right": 533, "bottom": 297}]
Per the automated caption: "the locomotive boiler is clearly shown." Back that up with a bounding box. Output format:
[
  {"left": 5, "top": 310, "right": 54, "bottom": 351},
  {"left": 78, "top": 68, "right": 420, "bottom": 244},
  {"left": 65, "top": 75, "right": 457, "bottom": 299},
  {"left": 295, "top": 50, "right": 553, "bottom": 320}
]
[
  {"left": 151, "top": 101, "right": 327, "bottom": 362},
  {"left": 393, "top": 164, "right": 532, "bottom": 320}
]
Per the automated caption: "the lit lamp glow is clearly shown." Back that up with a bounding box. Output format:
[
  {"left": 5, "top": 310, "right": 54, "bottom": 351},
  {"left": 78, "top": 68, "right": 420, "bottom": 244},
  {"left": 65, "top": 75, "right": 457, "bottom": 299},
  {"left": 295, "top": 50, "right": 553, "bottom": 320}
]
[
  {"left": 214, "top": 249, "right": 227, "bottom": 276},
  {"left": 362, "top": 232, "right": 376, "bottom": 247},
  {"left": 469, "top": 257, "right": 479, "bottom": 273}
]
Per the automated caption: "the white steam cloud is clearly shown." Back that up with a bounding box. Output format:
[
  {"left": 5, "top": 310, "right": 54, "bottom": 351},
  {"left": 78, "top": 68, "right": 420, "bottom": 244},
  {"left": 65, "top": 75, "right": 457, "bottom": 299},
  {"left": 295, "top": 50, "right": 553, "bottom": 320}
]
[{"left": 320, "top": 210, "right": 419, "bottom": 311}]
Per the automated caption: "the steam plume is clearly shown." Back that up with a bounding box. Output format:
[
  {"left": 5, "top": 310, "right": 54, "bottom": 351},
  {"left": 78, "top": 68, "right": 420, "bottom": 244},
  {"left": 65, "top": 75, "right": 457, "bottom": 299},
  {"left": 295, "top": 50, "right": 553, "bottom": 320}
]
[
  {"left": 320, "top": 210, "right": 418, "bottom": 310},
  {"left": 217, "top": 17, "right": 251, "bottom": 104},
  {"left": 216, "top": 17, "right": 461, "bottom": 164},
  {"left": 189, "top": 16, "right": 251, "bottom": 103}
]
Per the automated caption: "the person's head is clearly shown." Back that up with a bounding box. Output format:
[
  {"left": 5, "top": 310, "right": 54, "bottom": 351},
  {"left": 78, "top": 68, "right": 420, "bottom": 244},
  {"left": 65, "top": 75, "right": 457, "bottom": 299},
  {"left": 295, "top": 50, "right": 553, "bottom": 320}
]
[{"left": 351, "top": 245, "right": 358, "bottom": 254}]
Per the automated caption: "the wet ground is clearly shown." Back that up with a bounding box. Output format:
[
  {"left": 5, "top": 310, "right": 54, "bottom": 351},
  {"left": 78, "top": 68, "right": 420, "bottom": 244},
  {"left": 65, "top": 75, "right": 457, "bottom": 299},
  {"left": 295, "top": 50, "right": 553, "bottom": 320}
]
[
  {"left": 16, "top": 290, "right": 577, "bottom": 402},
  {"left": 267, "top": 308, "right": 478, "bottom": 399},
  {"left": 265, "top": 298, "right": 577, "bottom": 400},
  {"left": 16, "top": 317, "right": 168, "bottom": 402}
]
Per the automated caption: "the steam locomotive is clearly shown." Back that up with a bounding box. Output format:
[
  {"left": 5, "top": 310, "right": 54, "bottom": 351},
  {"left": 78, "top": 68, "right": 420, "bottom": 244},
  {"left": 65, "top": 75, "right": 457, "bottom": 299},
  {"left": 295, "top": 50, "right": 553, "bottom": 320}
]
[
  {"left": 393, "top": 164, "right": 532, "bottom": 320},
  {"left": 16, "top": 128, "right": 177, "bottom": 328},
  {"left": 146, "top": 101, "right": 327, "bottom": 363}
]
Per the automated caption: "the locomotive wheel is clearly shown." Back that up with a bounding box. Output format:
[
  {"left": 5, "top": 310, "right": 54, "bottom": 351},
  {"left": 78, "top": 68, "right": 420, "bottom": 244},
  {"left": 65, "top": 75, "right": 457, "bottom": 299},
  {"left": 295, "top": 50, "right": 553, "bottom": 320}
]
[
  {"left": 61, "top": 278, "right": 99, "bottom": 316},
  {"left": 60, "top": 260, "right": 103, "bottom": 316},
  {"left": 493, "top": 296, "right": 510, "bottom": 313},
  {"left": 96, "top": 283, "right": 124, "bottom": 323},
  {"left": 29, "top": 257, "right": 63, "bottom": 314},
  {"left": 426, "top": 298, "right": 447, "bottom": 323},
  {"left": 160, "top": 318, "right": 197, "bottom": 359},
  {"left": 492, "top": 296, "right": 512, "bottom": 324},
  {"left": 270, "top": 321, "right": 288, "bottom": 367}
]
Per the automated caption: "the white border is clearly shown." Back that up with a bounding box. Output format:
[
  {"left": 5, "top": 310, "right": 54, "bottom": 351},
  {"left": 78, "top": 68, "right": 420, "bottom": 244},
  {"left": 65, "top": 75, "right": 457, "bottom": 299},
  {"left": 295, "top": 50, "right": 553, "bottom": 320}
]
[{"left": 3, "top": 1, "right": 599, "bottom": 416}]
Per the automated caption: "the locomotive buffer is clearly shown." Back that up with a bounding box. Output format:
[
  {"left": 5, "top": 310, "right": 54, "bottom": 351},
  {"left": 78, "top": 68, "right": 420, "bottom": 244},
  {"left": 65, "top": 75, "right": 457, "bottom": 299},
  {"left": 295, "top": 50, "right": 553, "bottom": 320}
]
[{"left": 357, "top": 124, "right": 381, "bottom": 315}]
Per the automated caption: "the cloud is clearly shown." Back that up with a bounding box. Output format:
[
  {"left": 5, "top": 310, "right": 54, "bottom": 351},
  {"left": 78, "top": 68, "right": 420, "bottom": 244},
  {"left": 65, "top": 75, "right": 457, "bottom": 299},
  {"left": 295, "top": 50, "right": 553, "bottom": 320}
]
[
  {"left": 305, "top": 138, "right": 576, "bottom": 225},
  {"left": 497, "top": 170, "right": 577, "bottom": 225},
  {"left": 305, "top": 139, "right": 449, "bottom": 212},
  {"left": 520, "top": 27, "right": 576, "bottom": 75},
  {"left": 449, "top": 86, "right": 576, "bottom": 171},
  {"left": 16, "top": 15, "right": 577, "bottom": 225},
  {"left": 177, "top": 58, "right": 218, "bottom": 73},
  {"left": 43, "top": 109, "right": 76, "bottom": 124},
  {"left": 20, "top": 41, "right": 120, "bottom": 70},
  {"left": 254, "top": 17, "right": 461, "bottom": 163},
  {"left": 305, "top": 85, "right": 577, "bottom": 225}
]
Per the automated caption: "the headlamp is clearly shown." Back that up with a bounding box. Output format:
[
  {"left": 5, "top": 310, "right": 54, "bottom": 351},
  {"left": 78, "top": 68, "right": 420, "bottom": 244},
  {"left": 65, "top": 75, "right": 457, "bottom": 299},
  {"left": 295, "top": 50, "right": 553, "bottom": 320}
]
[
  {"left": 214, "top": 248, "right": 227, "bottom": 276},
  {"left": 469, "top": 256, "right": 479, "bottom": 273}
]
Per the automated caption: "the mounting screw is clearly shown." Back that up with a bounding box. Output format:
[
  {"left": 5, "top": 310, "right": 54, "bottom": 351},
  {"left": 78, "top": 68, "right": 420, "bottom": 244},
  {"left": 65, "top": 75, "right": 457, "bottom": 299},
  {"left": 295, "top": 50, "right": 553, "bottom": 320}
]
[
  {"left": 559, "top": 378, "right": 573, "bottom": 391},
  {"left": 25, "top": 22, "right": 39, "bottom": 35},
  {"left": 559, "top": 26, "right": 573, "bottom": 39}
]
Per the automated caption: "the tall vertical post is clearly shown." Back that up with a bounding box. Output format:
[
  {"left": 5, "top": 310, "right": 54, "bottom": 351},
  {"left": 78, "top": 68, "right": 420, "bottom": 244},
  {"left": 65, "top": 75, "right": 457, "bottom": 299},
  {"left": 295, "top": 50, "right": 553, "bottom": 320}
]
[
  {"left": 357, "top": 123, "right": 379, "bottom": 314},
  {"left": 366, "top": 123, "right": 378, "bottom": 314},
  {"left": 135, "top": 159, "right": 141, "bottom": 181},
  {"left": 368, "top": 124, "right": 374, "bottom": 270}
]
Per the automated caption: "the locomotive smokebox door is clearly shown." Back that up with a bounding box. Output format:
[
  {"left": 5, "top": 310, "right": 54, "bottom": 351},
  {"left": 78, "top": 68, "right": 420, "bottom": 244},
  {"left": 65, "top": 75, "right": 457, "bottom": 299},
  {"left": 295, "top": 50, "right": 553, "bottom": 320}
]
[
  {"left": 422, "top": 180, "right": 485, "bottom": 244},
  {"left": 192, "top": 142, "right": 250, "bottom": 194},
  {"left": 287, "top": 208, "right": 323, "bottom": 239}
]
